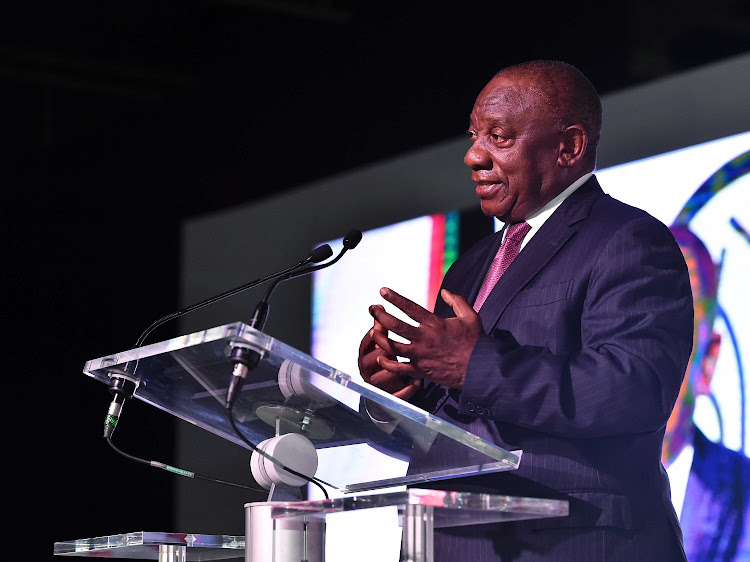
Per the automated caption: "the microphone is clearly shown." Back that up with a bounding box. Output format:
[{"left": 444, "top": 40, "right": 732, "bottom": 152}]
[
  {"left": 343, "top": 228, "right": 363, "bottom": 250},
  {"left": 99, "top": 242, "right": 345, "bottom": 498},
  {"left": 226, "top": 229, "right": 362, "bottom": 408},
  {"left": 308, "top": 243, "right": 336, "bottom": 263},
  {"left": 103, "top": 244, "right": 334, "bottom": 437},
  {"left": 249, "top": 229, "right": 362, "bottom": 332},
  {"left": 103, "top": 372, "right": 138, "bottom": 438},
  {"left": 132, "top": 244, "right": 334, "bottom": 349}
]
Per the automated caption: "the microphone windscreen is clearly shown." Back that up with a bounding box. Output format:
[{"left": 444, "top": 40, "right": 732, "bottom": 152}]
[
  {"left": 343, "top": 229, "right": 363, "bottom": 249},
  {"left": 309, "top": 244, "right": 334, "bottom": 263}
]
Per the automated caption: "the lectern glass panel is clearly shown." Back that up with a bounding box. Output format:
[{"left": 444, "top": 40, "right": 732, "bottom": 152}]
[
  {"left": 266, "top": 488, "right": 569, "bottom": 528},
  {"left": 84, "top": 322, "right": 520, "bottom": 492},
  {"left": 54, "top": 532, "right": 244, "bottom": 559}
]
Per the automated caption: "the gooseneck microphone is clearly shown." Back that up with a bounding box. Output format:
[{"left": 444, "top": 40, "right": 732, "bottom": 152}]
[
  {"left": 135, "top": 243, "right": 335, "bottom": 349},
  {"left": 100, "top": 231, "right": 360, "bottom": 499},
  {"left": 226, "top": 229, "right": 362, "bottom": 409},
  {"left": 249, "top": 229, "right": 362, "bottom": 332},
  {"left": 103, "top": 244, "right": 335, "bottom": 439},
  {"left": 225, "top": 229, "right": 361, "bottom": 500}
]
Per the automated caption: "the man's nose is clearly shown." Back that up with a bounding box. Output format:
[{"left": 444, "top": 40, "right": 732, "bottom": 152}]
[{"left": 464, "top": 140, "right": 491, "bottom": 169}]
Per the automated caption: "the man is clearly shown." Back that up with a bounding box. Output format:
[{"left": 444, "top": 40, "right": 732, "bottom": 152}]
[
  {"left": 359, "top": 61, "right": 694, "bottom": 560},
  {"left": 666, "top": 226, "right": 750, "bottom": 560}
]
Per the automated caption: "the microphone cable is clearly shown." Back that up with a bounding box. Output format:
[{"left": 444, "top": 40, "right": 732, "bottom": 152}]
[
  {"left": 103, "top": 244, "right": 333, "bottom": 438},
  {"left": 225, "top": 231, "right": 362, "bottom": 499},
  {"left": 105, "top": 434, "right": 267, "bottom": 493},
  {"left": 226, "top": 401, "right": 330, "bottom": 500},
  {"left": 100, "top": 242, "right": 343, "bottom": 498}
]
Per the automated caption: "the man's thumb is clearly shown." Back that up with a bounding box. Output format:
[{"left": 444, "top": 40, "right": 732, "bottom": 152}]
[{"left": 441, "top": 289, "right": 472, "bottom": 316}]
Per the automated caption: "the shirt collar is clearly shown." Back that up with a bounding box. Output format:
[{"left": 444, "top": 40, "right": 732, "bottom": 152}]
[
  {"left": 525, "top": 171, "right": 593, "bottom": 230},
  {"left": 498, "top": 172, "right": 593, "bottom": 249}
]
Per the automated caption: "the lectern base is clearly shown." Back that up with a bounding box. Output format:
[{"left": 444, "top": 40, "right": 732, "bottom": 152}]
[
  {"left": 401, "top": 504, "right": 434, "bottom": 562},
  {"left": 159, "top": 544, "right": 186, "bottom": 562},
  {"left": 245, "top": 489, "right": 568, "bottom": 562}
]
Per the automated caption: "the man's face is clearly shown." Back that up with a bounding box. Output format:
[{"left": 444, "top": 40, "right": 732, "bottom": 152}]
[{"left": 465, "top": 74, "right": 566, "bottom": 223}]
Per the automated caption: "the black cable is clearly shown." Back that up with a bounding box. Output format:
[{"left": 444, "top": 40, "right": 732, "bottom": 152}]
[
  {"left": 103, "top": 243, "right": 343, "bottom": 500},
  {"left": 133, "top": 253, "right": 324, "bottom": 349},
  {"left": 227, "top": 403, "right": 330, "bottom": 500},
  {"left": 106, "top": 436, "right": 150, "bottom": 466},
  {"left": 121, "top": 247, "right": 333, "bottom": 389},
  {"left": 105, "top": 435, "right": 266, "bottom": 493}
]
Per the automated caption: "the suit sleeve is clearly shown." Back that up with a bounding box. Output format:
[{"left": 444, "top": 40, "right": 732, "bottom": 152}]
[{"left": 457, "top": 216, "right": 694, "bottom": 438}]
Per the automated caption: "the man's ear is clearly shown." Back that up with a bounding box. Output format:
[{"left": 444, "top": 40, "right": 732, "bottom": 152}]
[{"left": 558, "top": 124, "right": 587, "bottom": 168}]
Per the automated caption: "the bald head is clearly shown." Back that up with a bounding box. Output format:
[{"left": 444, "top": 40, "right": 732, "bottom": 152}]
[{"left": 495, "top": 61, "right": 602, "bottom": 169}]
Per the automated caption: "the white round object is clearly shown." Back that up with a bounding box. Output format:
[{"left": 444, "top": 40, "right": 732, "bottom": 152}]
[
  {"left": 277, "top": 360, "right": 334, "bottom": 407},
  {"left": 250, "top": 433, "right": 318, "bottom": 489}
]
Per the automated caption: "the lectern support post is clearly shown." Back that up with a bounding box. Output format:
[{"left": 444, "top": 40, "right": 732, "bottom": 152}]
[
  {"left": 401, "top": 504, "right": 434, "bottom": 562},
  {"left": 158, "top": 544, "right": 186, "bottom": 562},
  {"left": 245, "top": 502, "right": 325, "bottom": 562}
]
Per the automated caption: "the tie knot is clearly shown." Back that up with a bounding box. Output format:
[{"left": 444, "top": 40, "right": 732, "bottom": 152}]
[{"left": 506, "top": 221, "right": 531, "bottom": 243}]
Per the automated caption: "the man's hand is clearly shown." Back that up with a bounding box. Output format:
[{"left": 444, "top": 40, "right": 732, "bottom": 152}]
[
  {"left": 367, "top": 287, "right": 482, "bottom": 389},
  {"left": 358, "top": 308, "right": 421, "bottom": 400}
]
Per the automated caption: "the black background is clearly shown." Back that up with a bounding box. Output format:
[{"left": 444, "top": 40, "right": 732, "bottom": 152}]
[{"left": 4, "top": 1, "right": 749, "bottom": 559}]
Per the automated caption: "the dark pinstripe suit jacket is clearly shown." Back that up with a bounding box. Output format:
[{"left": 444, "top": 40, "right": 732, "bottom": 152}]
[{"left": 410, "top": 176, "right": 694, "bottom": 561}]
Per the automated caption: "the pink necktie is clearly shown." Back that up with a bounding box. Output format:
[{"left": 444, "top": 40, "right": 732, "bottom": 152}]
[{"left": 473, "top": 221, "right": 531, "bottom": 311}]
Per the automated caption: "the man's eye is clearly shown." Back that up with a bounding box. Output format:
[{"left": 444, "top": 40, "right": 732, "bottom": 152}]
[
  {"left": 466, "top": 130, "right": 477, "bottom": 139},
  {"left": 491, "top": 133, "right": 512, "bottom": 145}
]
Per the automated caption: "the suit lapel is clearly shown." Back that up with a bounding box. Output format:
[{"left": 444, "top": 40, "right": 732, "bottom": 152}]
[{"left": 478, "top": 176, "right": 604, "bottom": 332}]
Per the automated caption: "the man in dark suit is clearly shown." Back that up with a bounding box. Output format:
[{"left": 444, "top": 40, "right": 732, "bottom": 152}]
[{"left": 359, "top": 61, "right": 694, "bottom": 560}]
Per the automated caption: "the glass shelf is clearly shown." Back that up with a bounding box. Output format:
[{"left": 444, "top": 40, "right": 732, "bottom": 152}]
[{"left": 54, "top": 532, "right": 244, "bottom": 560}]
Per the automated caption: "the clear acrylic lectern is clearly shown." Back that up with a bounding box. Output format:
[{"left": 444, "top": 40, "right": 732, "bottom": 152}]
[
  {"left": 83, "top": 321, "right": 523, "bottom": 493},
  {"left": 75, "top": 322, "right": 569, "bottom": 561}
]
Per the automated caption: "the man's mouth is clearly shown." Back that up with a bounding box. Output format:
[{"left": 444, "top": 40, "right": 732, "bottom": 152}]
[{"left": 475, "top": 181, "right": 503, "bottom": 199}]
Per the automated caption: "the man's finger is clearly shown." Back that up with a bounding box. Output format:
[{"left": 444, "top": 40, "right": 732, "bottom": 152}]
[
  {"left": 380, "top": 287, "right": 433, "bottom": 323},
  {"left": 371, "top": 330, "right": 415, "bottom": 360},
  {"left": 377, "top": 355, "right": 419, "bottom": 377},
  {"left": 369, "top": 305, "right": 419, "bottom": 341},
  {"left": 359, "top": 345, "right": 386, "bottom": 372},
  {"left": 359, "top": 327, "right": 377, "bottom": 357},
  {"left": 370, "top": 329, "right": 400, "bottom": 356},
  {"left": 371, "top": 305, "right": 388, "bottom": 334},
  {"left": 442, "top": 289, "right": 477, "bottom": 319},
  {"left": 368, "top": 368, "right": 418, "bottom": 395},
  {"left": 393, "top": 379, "right": 421, "bottom": 400}
]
